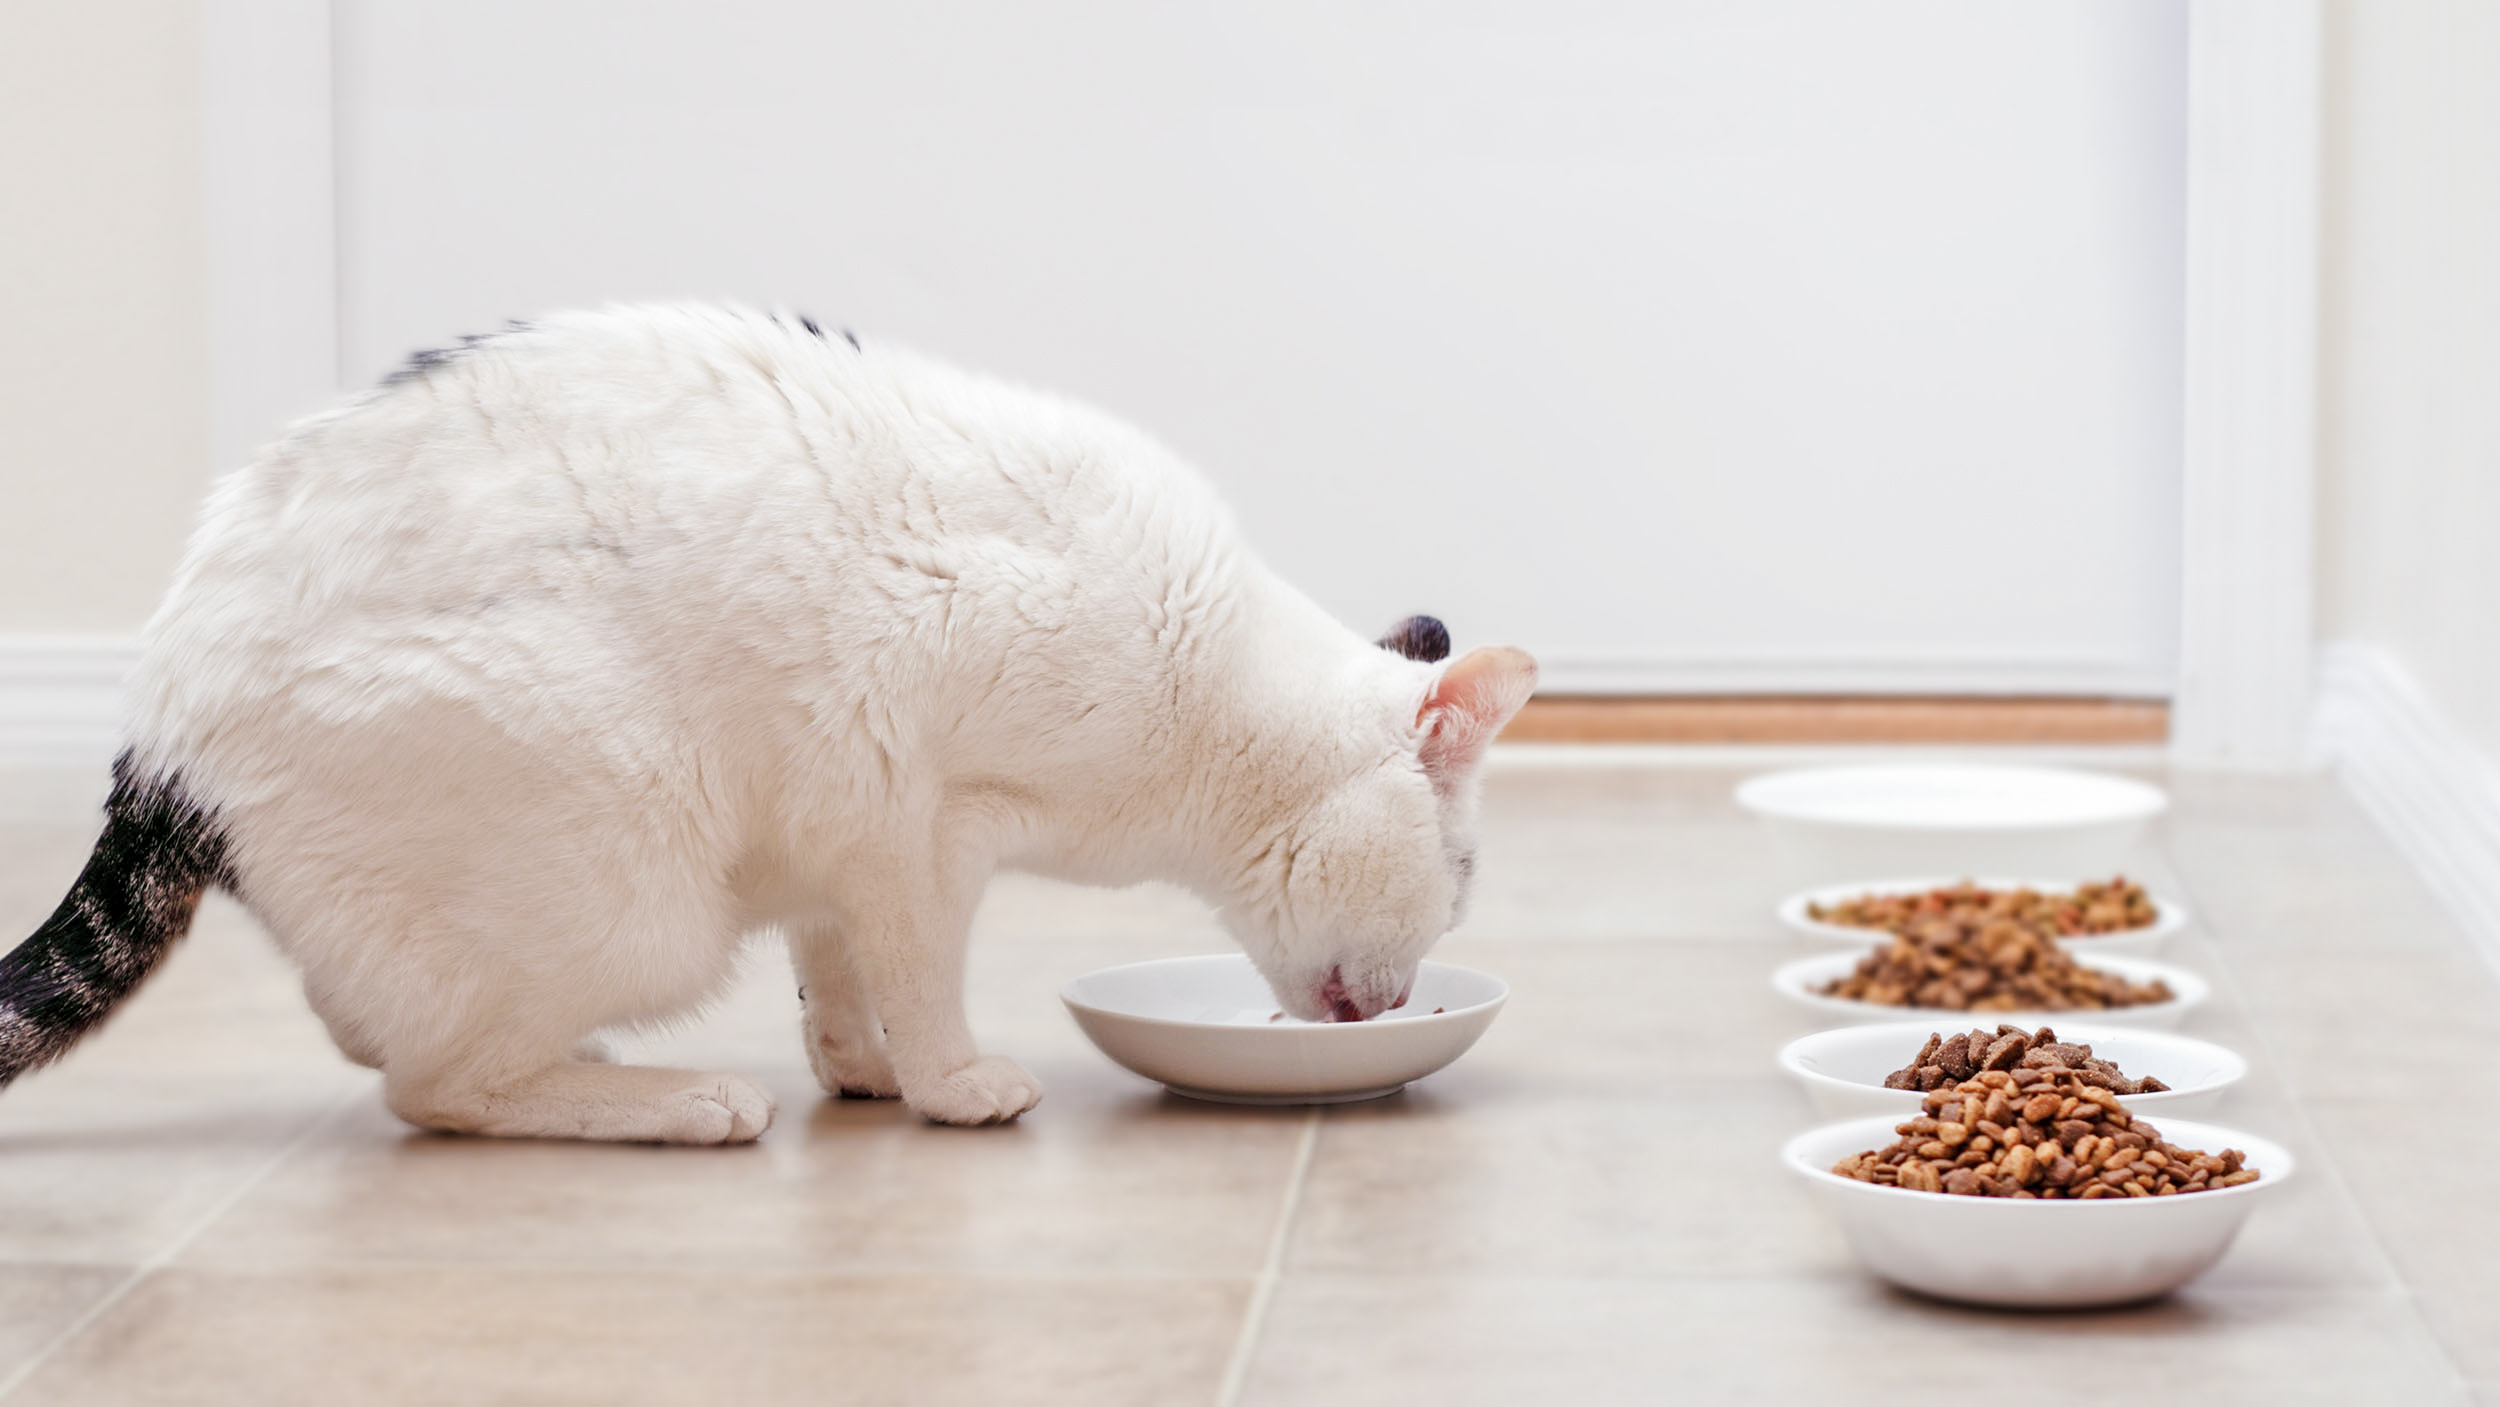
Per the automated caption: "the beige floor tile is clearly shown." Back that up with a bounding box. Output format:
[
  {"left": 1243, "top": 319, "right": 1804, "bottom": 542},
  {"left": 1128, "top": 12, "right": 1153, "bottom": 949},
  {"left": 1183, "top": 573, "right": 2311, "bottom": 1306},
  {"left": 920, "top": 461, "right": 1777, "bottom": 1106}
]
[
  {"left": 7, "top": 1266, "right": 1248, "bottom": 1407},
  {"left": 2212, "top": 948, "right": 2500, "bottom": 1101},
  {"left": 1289, "top": 1081, "right": 1841, "bottom": 1278},
  {"left": 0, "top": 1265, "right": 131, "bottom": 1383},
  {"left": 3, "top": 757, "right": 2492, "bottom": 1399},
  {"left": 1427, "top": 936, "right": 1808, "bottom": 1088},
  {"left": 1456, "top": 818, "right": 1794, "bottom": 941},
  {"left": 0, "top": 1074, "right": 364, "bottom": 1265},
  {"left": 2169, "top": 827, "right": 2471, "bottom": 955},
  {"left": 1237, "top": 1274, "right": 2466, "bottom": 1407},
  {"left": 0, "top": 902, "right": 370, "bottom": 1265},
  {"left": 185, "top": 1057, "right": 1301, "bottom": 1276},
  {"left": 2305, "top": 1098, "right": 2500, "bottom": 1378}
]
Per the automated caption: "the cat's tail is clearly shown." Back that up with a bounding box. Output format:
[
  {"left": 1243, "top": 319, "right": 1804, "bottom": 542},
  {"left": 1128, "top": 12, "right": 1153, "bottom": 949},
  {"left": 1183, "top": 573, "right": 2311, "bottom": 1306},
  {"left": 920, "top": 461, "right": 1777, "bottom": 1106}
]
[{"left": 0, "top": 752, "right": 230, "bottom": 1086}]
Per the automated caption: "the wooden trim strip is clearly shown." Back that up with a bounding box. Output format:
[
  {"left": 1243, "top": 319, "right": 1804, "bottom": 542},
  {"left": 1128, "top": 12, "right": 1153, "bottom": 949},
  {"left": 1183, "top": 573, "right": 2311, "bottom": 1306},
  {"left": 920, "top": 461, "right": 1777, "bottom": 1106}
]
[{"left": 1501, "top": 696, "right": 2171, "bottom": 745}]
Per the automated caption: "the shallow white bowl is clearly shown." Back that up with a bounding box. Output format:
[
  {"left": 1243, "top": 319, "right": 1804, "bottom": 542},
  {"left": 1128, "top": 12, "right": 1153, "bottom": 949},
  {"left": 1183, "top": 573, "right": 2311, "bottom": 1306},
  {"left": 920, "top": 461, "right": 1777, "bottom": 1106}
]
[
  {"left": 1769, "top": 949, "right": 2208, "bottom": 1029},
  {"left": 1784, "top": 1114, "right": 2293, "bottom": 1307},
  {"left": 1776, "top": 877, "right": 2190, "bottom": 958},
  {"left": 1776, "top": 1021, "right": 2248, "bottom": 1120},
  {"left": 1060, "top": 955, "right": 1506, "bottom": 1105},
  {"left": 1736, "top": 764, "right": 2169, "bottom": 887}
]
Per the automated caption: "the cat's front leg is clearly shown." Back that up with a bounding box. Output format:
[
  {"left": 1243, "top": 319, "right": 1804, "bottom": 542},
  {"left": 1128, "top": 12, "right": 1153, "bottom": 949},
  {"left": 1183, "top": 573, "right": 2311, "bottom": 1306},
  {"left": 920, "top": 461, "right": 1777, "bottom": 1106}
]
[
  {"left": 790, "top": 922, "right": 901, "bottom": 1099},
  {"left": 839, "top": 862, "right": 1042, "bottom": 1126}
]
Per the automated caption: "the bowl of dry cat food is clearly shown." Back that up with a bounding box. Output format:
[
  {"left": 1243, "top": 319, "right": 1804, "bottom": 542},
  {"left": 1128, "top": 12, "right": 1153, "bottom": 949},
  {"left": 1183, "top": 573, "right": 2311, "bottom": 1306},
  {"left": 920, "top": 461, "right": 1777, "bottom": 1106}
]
[
  {"left": 1736, "top": 763, "right": 2168, "bottom": 887},
  {"left": 1782, "top": 1057, "right": 2293, "bottom": 1307},
  {"left": 1776, "top": 1021, "right": 2247, "bottom": 1120},
  {"left": 1060, "top": 955, "right": 1506, "bottom": 1105},
  {"left": 1769, "top": 920, "right": 2207, "bottom": 1028},
  {"left": 1778, "top": 876, "right": 2187, "bottom": 958}
]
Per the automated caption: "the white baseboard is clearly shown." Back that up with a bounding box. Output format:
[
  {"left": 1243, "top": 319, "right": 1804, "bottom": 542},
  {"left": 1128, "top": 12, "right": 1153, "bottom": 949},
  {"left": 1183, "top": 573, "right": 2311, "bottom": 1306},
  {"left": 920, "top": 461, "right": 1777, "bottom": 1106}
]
[
  {"left": 2312, "top": 643, "right": 2500, "bottom": 964},
  {"left": 0, "top": 637, "right": 138, "bottom": 770}
]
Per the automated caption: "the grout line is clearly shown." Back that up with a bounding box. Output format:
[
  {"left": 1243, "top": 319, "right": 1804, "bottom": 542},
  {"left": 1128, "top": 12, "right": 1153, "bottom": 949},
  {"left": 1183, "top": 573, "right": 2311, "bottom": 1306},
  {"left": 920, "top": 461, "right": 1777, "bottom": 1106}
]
[
  {"left": 1212, "top": 1109, "right": 1321, "bottom": 1407},
  {"left": 0, "top": 1083, "right": 365, "bottom": 1403}
]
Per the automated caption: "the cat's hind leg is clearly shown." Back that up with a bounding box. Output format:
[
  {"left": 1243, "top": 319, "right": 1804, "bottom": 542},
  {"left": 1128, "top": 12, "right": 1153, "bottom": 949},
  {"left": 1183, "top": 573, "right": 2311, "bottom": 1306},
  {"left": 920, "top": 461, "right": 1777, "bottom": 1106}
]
[
  {"left": 263, "top": 849, "right": 777, "bottom": 1143},
  {"left": 389, "top": 1056, "right": 775, "bottom": 1144},
  {"left": 367, "top": 909, "right": 777, "bottom": 1143}
]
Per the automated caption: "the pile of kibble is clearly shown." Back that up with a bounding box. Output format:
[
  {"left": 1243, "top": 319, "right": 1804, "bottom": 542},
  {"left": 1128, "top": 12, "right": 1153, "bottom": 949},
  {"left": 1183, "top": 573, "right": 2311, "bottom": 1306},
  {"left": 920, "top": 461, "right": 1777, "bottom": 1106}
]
[
  {"left": 1817, "top": 918, "right": 2173, "bottom": 1011},
  {"left": 1832, "top": 1063, "right": 2255, "bottom": 1199},
  {"left": 1809, "top": 877, "right": 2158, "bottom": 943},
  {"left": 1883, "top": 1024, "right": 2169, "bottom": 1095}
]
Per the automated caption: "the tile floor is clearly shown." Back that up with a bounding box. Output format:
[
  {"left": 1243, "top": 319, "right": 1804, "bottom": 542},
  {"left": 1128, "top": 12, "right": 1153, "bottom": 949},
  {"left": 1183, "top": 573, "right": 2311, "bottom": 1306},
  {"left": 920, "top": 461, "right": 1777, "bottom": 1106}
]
[{"left": 0, "top": 751, "right": 2492, "bottom": 1404}]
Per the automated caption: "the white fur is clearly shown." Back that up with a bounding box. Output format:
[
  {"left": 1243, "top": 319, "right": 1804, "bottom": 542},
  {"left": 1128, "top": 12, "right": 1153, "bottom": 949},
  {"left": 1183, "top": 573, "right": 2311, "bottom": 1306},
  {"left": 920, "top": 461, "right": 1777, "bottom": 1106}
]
[{"left": 126, "top": 304, "right": 1535, "bottom": 1142}]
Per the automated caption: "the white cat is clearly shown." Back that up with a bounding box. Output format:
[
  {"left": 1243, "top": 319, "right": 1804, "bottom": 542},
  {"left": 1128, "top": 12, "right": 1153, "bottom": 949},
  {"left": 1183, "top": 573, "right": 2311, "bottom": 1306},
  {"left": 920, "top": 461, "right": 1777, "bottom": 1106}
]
[{"left": 0, "top": 304, "right": 1536, "bottom": 1143}]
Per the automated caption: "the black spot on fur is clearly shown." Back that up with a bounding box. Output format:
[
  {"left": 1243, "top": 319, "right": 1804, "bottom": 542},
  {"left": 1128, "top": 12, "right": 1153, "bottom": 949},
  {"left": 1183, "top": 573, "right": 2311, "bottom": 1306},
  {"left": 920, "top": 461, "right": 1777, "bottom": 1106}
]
[
  {"left": 0, "top": 754, "right": 230, "bottom": 1086},
  {"left": 790, "top": 314, "right": 860, "bottom": 351},
  {"left": 1377, "top": 615, "right": 1452, "bottom": 663},
  {"left": 380, "top": 319, "right": 534, "bottom": 389}
]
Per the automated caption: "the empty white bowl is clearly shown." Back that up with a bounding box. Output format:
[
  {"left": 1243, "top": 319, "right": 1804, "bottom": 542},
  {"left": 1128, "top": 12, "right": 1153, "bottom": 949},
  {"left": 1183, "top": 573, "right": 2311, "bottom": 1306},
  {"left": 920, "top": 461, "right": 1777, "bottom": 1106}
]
[
  {"left": 1784, "top": 1114, "right": 2293, "bottom": 1307},
  {"left": 1736, "top": 764, "right": 2169, "bottom": 887},
  {"left": 1777, "top": 877, "right": 2189, "bottom": 958},
  {"left": 1060, "top": 955, "right": 1506, "bottom": 1105},
  {"left": 1776, "top": 1021, "right": 2248, "bottom": 1120},
  {"left": 1770, "top": 949, "right": 2208, "bottom": 1029}
]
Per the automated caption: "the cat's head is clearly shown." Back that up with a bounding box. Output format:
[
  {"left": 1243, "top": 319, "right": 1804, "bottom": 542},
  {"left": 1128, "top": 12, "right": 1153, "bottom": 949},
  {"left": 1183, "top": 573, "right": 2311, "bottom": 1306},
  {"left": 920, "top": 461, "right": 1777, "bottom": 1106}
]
[{"left": 1229, "top": 618, "right": 1536, "bottom": 1022}]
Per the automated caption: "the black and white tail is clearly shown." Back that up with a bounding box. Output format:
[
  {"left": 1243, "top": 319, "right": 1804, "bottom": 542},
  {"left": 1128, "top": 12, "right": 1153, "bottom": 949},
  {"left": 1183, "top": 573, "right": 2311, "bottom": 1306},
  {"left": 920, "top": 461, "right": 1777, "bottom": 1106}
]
[{"left": 0, "top": 753, "right": 229, "bottom": 1085}]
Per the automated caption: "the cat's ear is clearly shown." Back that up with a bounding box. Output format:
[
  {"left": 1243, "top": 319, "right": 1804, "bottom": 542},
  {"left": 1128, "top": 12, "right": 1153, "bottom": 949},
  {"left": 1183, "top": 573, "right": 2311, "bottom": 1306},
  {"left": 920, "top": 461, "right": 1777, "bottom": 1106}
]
[
  {"left": 1376, "top": 615, "right": 1451, "bottom": 663},
  {"left": 1418, "top": 646, "right": 1538, "bottom": 785}
]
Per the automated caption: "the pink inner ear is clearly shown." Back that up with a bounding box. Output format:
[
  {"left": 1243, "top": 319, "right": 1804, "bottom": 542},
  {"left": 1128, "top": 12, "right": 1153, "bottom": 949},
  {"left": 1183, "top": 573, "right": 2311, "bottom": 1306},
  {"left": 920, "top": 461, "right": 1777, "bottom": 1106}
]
[{"left": 1419, "top": 646, "right": 1539, "bottom": 783}]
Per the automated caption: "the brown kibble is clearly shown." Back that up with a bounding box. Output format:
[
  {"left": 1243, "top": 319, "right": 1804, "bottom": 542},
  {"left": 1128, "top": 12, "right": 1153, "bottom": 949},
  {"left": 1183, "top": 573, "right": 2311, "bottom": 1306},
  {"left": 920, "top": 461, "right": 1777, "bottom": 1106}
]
[
  {"left": 1879, "top": 1025, "right": 2175, "bottom": 1096},
  {"left": 1832, "top": 1061, "right": 2258, "bottom": 1202},
  {"left": 2000, "top": 1143, "right": 2038, "bottom": 1185},
  {"left": 1809, "top": 879, "right": 2161, "bottom": 945},
  {"left": 1812, "top": 880, "right": 2174, "bottom": 1011}
]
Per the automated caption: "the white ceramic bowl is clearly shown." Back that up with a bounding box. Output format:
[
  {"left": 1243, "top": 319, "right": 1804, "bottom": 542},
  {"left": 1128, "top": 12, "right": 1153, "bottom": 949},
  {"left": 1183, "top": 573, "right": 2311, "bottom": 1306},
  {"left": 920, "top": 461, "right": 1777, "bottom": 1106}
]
[
  {"left": 1736, "top": 764, "right": 2169, "bottom": 887},
  {"left": 1769, "top": 949, "right": 2208, "bottom": 1029},
  {"left": 1777, "top": 877, "right": 2189, "bottom": 958},
  {"left": 1060, "top": 955, "right": 1506, "bottom": 1105},
  {"left": 1784, "top": 1114, "right": 2293, "bottom": 1307},
  {"left": 1776, "top": 1021, "right": 2248, "bottom": 1120}
]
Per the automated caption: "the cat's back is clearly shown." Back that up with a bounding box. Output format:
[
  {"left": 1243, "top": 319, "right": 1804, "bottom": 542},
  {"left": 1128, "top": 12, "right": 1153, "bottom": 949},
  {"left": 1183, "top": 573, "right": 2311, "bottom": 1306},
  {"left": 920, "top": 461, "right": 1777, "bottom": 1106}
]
[{"left": 136, "top": 304, "right": 1234, "bottom": 776}]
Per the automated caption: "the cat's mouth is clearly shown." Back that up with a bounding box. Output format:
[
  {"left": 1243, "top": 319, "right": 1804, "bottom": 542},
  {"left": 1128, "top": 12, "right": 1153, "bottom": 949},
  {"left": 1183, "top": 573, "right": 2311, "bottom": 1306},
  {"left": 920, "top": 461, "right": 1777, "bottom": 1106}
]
[{"left": 1316, "top": 965, "right": 1415, "bottom": 1023}]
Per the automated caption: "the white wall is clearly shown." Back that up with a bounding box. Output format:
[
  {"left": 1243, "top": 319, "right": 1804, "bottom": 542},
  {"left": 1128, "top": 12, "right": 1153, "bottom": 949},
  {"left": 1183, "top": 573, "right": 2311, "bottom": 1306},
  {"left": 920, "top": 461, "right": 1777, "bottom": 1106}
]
[
  {"left": 0, "top": 1, "right": 211, "bottom": 634},
  {"left": 335, "top": 0, "right": 2188, "bottom": 697},
  {"left": 0, "top": 4, "right": 2193, "bottom": 705},
  {"left": 2316, "top": 0, "right": 2500, "bottom": 758}
]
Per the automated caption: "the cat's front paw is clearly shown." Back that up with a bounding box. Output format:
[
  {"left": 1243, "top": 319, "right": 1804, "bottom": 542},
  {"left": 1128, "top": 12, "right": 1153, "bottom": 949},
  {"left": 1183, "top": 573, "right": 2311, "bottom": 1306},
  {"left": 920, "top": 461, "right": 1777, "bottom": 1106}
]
[{"left": 910, "top": 1055, "right": 1043, "bottom": 1126}]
